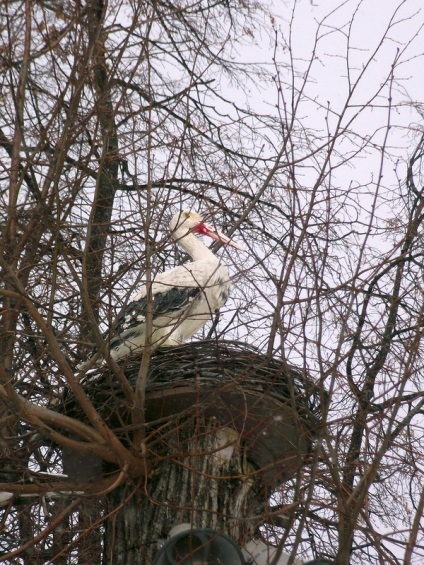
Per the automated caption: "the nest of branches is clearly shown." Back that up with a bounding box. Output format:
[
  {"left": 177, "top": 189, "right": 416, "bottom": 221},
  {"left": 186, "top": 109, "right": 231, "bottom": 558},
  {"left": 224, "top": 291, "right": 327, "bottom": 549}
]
[
  {"left": 61, "top": 340, "right": 322, "bottom": 485},
  {"left": 66, "top": 340, "right": 321, "bottom": 426}
]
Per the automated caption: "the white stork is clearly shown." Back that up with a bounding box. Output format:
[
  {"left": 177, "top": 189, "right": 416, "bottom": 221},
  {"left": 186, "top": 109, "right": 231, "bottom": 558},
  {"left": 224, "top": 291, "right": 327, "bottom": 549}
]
[{"left": 104, "top": 210, "right": 243, "bottom": 363}]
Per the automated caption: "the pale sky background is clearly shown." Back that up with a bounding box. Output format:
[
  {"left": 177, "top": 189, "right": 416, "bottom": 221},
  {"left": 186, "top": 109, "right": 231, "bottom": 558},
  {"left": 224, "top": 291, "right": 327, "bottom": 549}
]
[{"left": 262, "top": 0, "right": 424, "bottom": 168}]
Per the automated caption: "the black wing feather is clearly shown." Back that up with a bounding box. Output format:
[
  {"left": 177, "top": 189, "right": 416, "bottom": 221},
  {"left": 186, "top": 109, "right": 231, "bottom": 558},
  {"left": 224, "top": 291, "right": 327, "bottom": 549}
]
[{"left": 115, "top": 286, "right": 202, "bottom": 334}]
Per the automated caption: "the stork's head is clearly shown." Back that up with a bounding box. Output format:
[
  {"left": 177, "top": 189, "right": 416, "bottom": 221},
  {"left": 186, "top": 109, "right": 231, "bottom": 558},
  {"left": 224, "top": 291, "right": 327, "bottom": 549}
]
[{"left": 170, "top": 210, "right": 244, "bottom": 250}]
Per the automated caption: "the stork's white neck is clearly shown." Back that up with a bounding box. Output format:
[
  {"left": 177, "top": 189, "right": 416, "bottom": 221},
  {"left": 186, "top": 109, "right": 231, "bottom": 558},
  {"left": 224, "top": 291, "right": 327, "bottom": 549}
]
[{"left": 173, "top": 228, "right": 219, "bottom": 263}]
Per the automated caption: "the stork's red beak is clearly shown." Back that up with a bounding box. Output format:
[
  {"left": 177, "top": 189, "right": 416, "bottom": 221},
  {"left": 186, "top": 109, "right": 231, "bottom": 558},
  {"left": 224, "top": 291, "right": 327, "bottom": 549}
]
[{"left": 196, "top": 222, "right": 245, "bottom": 251}]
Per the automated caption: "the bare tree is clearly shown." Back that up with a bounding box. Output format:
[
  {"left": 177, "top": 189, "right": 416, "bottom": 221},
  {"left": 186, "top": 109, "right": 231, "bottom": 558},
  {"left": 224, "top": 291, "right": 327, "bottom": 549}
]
[{"left": 1, "top": 0, "right": 424, "bottom": 563}]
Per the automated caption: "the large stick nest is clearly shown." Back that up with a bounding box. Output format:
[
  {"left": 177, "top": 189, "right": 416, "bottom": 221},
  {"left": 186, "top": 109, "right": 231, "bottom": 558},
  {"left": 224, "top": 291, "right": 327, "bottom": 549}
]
[{"left": 62, "top": 340, "right": 323, "bottom": 484}]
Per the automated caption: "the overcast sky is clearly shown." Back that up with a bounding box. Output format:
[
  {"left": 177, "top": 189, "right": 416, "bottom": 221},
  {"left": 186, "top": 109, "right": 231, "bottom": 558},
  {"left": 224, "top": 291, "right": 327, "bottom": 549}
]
[{"left": 241, "top": 0, "right": 424, "bottom": 159}]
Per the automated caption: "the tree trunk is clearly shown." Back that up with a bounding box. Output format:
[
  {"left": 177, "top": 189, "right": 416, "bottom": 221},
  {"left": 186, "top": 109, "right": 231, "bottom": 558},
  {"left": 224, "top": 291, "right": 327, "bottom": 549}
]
[{"left": 104, "top": 418, "right": 262, "bottom": 564}]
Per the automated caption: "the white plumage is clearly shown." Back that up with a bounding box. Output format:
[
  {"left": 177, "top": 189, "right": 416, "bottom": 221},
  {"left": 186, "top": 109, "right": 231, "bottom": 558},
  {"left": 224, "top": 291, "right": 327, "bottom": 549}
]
[{"left": 104, "top": 210, "right": 243, "bottom": 363}]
